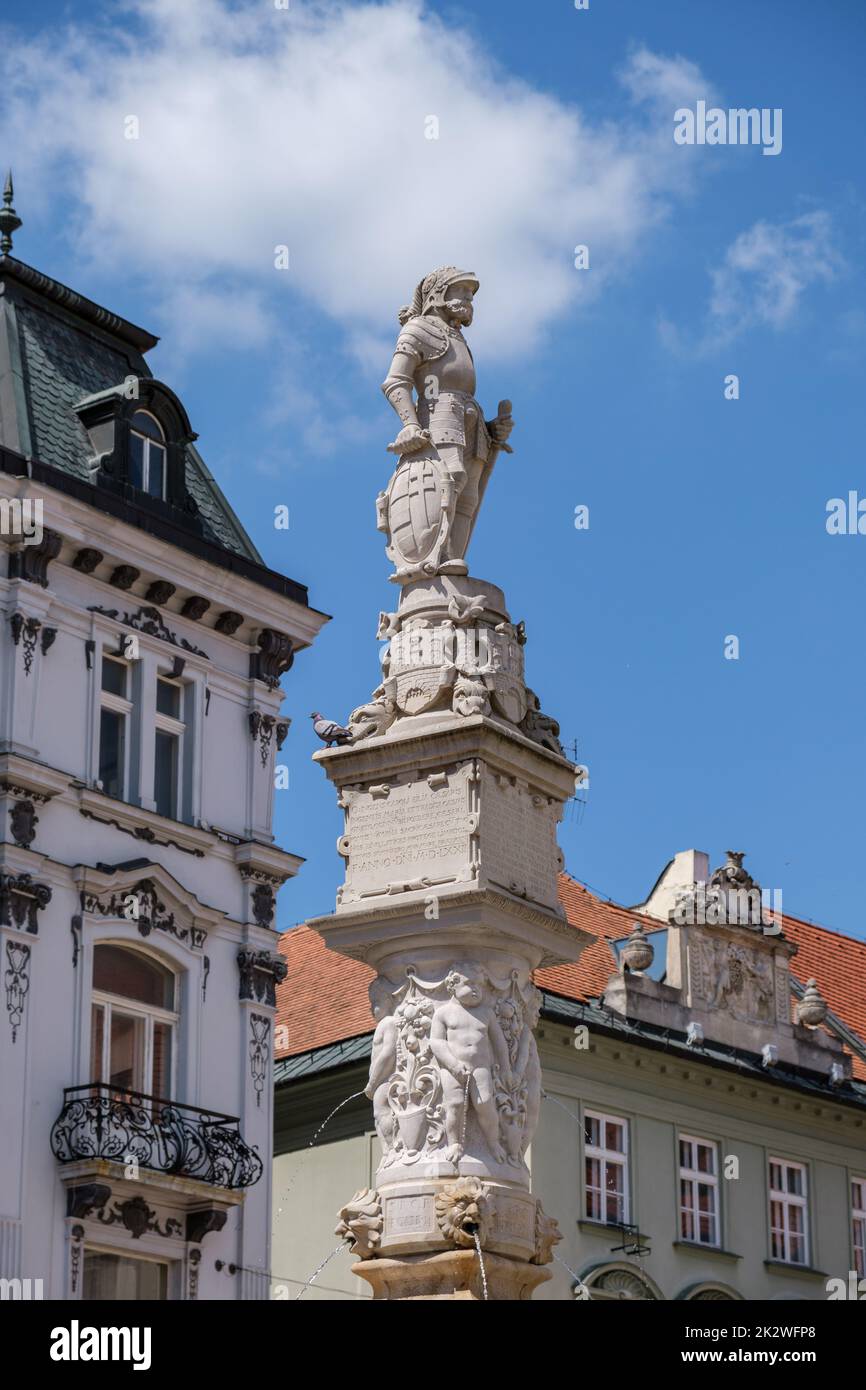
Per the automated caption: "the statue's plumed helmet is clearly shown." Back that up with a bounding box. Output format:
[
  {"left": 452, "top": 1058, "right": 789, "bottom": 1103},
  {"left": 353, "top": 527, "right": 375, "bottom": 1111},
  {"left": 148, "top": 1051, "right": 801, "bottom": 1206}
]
[{"left": 398, "top": 266, "right": 479, "bottom": 325}]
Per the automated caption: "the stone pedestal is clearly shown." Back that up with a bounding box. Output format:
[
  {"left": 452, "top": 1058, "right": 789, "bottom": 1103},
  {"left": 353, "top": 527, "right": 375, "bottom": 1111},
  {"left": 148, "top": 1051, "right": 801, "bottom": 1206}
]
[{"left": 309, "top": 570, "right": 590, "bottom": 1299}]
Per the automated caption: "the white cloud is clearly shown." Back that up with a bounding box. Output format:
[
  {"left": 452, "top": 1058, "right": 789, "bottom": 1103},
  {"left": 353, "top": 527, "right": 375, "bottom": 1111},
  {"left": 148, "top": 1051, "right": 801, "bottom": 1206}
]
[
  {"left": 156, "top": 285, "right": 273, "bottom": 368},
  {"left": 659, "top": 211, "right": 842, "bottom": 356},
  {"left": 0, "top": 3, "right": 715, "bottom": 368},
  {"left": 707, "top": 211, "right": 842, "bottom": 340},
  {"left": 618, "top": 44, "right": 714, "bottom": 114}
]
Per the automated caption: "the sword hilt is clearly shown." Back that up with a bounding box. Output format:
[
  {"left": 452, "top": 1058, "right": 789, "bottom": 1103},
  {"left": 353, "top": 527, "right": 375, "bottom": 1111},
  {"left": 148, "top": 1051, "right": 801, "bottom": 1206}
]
[{"left": 494, "top": 398, "right": 513, "bottom": 454}]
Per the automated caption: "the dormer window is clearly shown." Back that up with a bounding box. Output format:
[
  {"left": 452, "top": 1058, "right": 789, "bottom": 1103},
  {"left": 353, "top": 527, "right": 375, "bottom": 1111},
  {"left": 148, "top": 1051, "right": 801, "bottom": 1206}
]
[
  {"left": 129, "top": 410, "right": 166, "bottom": 499},
  {"left": 75, "top": 379, "right": 200, "bottom": 529}
]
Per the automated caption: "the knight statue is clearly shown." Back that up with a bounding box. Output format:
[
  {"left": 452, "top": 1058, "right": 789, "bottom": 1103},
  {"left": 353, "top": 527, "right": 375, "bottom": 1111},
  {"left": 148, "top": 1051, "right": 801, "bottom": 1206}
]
[{"left": 378, "top": 266, "right": 514, "bottom": 584}]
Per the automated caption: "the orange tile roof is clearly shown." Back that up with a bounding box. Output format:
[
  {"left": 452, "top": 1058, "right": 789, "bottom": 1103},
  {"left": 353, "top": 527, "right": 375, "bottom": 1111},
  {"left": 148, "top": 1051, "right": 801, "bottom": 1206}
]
[{"left": 275, "top": 873, "right": 866, "bottom": 1079}]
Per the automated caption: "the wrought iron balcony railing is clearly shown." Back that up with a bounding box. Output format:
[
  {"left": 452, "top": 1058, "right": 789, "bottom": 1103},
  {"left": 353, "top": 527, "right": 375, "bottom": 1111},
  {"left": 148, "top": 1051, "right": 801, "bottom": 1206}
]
[{"left": 50, "top": 1083, "right": 263, "bottom": 1190}]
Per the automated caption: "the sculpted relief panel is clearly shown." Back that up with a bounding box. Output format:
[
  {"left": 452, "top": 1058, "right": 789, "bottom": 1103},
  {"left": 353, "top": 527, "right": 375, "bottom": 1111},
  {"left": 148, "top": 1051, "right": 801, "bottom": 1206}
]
[
  {"left": 689, "top": 935, "right": 776, "bottom": 1023},
  {"left": 365, "top": 964, "right": 542, "bottom": 1180}
]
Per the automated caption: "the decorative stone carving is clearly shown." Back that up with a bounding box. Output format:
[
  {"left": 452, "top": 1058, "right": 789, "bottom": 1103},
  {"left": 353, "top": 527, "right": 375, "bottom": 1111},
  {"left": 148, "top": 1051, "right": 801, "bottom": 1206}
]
[
  {"left": 187, "top": 1247, "right": 202, "bottom": 1299},
  {"left": 66, "top": 1183, "right": 111, "bottom": 1219},
  {"left": 366, "top": 980, "right": 399, "bottom": 1153},
  {"left": 4, "top": 939, "right": 31, "bottom": 1041},
  {"left": 347, "top": 689, "right": 397, "bottom": 741},
  {"left": 9, "top": 799, "right": 38, "bottom": 848},
  {"left": 70, "top": 915, "right": 82, "bottom": 967},
  {"left": 250, "top": 629, "right": 293, "bottom": 687},
  {"left": 109, "top": 564, "right": 140, "bottom": 591},
  {"left": 73, "top": 547, "right": 103, "bottom": 574},
  {"left": 0, "top": 780, "right": 52, "bottom": 804},
  {"left": 590, "top": 1267, "right": 656, "bottom": 1300},
  {"left": 79, "top": 806, "right": 205, "bottom": 858},
  {"left": 69, "top": 1225, "right": 84, "bottom": 1294},
  {"left": 215, "top": 610, "right": 244, "bottom": 636},
  {"left": 252, "top": 882, "right": 275, "bottom": 928},
  {"left": 9, "top": 613, "right": 41, "bottom": 674},
  {"left": 710, "top": 849, "right": 756, "bottom": 893},
  {"left": 435, "top": 1177, "right": 490, "bottom": 1248},
  {"left": 335, "top": 1188, "right": 383, "bottom": 1259},
  {"left": 339, "top": 573, "right": 561, "bottom": 748},
  {"left": 367, "top": 964, "right": 543, "bottom": 1178},
  {"left": 275, "top": 719, "right": 291, "bottom": 750},
  {"left": 186, "top": 1208, "right": 227, "bottom": 1244},
  {"left": 80, "top": 878, "right": 206, "bottom": 949},
  {"left": 181, "top": 595, "right": 210, "bottom": 621},
  {"left": 7, "top": 527, "right": 62, "bottom": 587},
  {"left": 87, "top": 605, "right": 209, "bottom": 659},
  {"left": 0, "top": 871, "right": 52, "bottom": 932},
  {"left": 249, "top": 1013, "right": 270, "bottom": 1105},
  {"left": 684, "top": 849, "right": 765, "bottom": 928},
  {"left": 96, "top": 1195, "right": 182, "bottom": 1241},
  {"left": 239, "top": 867, "right": 282, "bottom": 928},
  {"left": 146, "top": 580, "right": 176, "bottom": 606},
  {"left": 453, "top": 674, "right": 490, "bottom": 717},
  {"left": 621, "top": 921, "right": 654, "bottom": 973},
  {"left": 797, "top": 979, "right": 828, "bottom": 1029},
  {"left": 532, "top": 1201, "right": 562, "bottom": 1265},
  {"left": 377, "top": 610, "right": 401, "bottom": 640},
  {"left": 521, "top": 689, "right": 564, "bottom": 756},
  {"left": 237, "top": 948, "right": 287, "bottom": 1007},
  {"left": 248, "top": 711, "right": 276, "bottom": 767},
  {"left": 691, "top": 937, "right": 775, "bottom": 1023},
  {"left": 40, "top": 626, "right": 57, "bottom": 655}
]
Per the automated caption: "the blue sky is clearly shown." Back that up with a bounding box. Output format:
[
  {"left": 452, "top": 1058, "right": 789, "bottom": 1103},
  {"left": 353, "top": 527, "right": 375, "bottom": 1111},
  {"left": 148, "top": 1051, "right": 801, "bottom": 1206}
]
[{"left": 1, "top": 0, "right": 864, "bottom": 939}]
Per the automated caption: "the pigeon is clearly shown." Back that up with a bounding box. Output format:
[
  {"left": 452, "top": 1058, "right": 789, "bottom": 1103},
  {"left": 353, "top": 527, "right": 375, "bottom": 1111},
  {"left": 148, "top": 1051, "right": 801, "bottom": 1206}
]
[{"left": 310, "top": 711, "right": 352, "bottom": 747}]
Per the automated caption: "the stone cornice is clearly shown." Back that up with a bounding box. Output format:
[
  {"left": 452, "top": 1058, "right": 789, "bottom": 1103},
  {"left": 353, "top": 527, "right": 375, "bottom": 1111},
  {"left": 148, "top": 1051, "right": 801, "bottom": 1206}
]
[
  {"left": 72, "top": 858, "right": 229, "bottom": 938},
  {"left": 0, "top": 468, "right": 329, "bottom": 648},
  {"left": 234, "top": 839, "right": 304, "bottom": 883},
  {"left": 537, "top": 1014, "right": 866, "bottom": 1125},
  {"left": 314, "top": 714, "right": 576, "bottom": 802},
  {"left": 0, "top": 754, "right": 70, "bottom": 802},
  {"left": 77, "top": 786, "right": 214, "bottom": 858},
  {"left": 57, "top": 1159, "right": 245, "bottom": 1208},
  {"left": 308, "top": 885, "right": 592, "bottom": 968}
]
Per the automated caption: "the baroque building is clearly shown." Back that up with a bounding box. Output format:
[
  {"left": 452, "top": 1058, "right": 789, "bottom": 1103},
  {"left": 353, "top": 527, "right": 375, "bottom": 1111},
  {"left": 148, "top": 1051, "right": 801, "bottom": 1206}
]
[
  {"left": 273, "top": 851, "right": 866, "bottom": 1301},
  {"left": 0, "top": 183, "right": 326, "bottom": 1300}
]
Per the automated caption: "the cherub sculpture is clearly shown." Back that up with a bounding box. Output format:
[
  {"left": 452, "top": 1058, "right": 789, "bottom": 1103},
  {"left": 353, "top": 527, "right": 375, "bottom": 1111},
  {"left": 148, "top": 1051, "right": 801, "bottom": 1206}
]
[{"left": 430, "top": 962, "right": 512, "bottom": 1164}]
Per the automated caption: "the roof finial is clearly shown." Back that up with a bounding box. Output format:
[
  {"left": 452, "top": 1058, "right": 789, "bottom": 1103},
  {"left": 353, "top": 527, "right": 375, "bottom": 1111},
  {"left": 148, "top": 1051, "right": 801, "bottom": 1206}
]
[{"left": 0, "top": 171, "right": 22, "bottom": 255}]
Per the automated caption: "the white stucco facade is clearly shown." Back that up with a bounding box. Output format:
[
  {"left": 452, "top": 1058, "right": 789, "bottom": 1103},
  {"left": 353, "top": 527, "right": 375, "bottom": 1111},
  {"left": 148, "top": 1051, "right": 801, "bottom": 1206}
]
[{"left": 0, "top": 248, "right": 326, "bottom": 1300}]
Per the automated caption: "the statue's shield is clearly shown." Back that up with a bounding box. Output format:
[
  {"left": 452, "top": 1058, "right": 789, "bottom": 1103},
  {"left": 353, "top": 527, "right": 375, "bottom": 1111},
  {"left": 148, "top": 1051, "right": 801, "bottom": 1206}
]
[
  {"left": 485, "top": 672, "right": 528, "bottom": 726},
  {"left": 394, "top": 665, "right": 455, "bottom": 716},
  {"left": 387, "top": 456, "right": 447, "bottom": 567}
]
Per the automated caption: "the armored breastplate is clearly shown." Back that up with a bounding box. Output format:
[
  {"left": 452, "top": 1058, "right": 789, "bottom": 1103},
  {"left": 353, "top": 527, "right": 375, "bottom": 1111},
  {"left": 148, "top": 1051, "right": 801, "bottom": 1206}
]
[{"left": 414, "top": 333, "right": 476, "bottom": 396}]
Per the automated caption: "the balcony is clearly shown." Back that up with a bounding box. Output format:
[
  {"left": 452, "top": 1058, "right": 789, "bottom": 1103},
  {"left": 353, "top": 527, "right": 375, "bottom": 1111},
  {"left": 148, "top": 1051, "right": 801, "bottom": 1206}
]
[{"left": 50, "top": 1084, "right": 263, "bottom": 1190}]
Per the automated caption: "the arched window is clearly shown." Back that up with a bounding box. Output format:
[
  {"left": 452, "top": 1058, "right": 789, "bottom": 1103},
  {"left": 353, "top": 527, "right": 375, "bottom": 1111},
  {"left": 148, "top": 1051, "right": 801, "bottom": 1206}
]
[
  {"left": 90, "top": 944, "right": 178, "bottom": 1098},
  {"left": 129, "top": 410, "right": 166, "bottom": 499}
]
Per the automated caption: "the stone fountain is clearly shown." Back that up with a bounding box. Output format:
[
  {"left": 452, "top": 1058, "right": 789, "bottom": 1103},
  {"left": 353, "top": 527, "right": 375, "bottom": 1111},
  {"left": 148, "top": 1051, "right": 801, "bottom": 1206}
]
[{"left": 307, "top": 266, "right": 591, "bottom": 1300}]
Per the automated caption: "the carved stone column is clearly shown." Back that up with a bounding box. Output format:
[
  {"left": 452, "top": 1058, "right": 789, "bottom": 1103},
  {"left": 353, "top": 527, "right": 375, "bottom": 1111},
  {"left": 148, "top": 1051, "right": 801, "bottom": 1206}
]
[{"left": 310, "top": 574, "right": 590, "bottom": 1300}]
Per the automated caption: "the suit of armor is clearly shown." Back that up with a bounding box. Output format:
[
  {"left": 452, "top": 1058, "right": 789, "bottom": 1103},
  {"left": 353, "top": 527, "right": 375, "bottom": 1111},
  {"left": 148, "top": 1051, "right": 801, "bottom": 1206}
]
[{"left": 378, "top": 267, "right": 512, "bottom": 582}]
